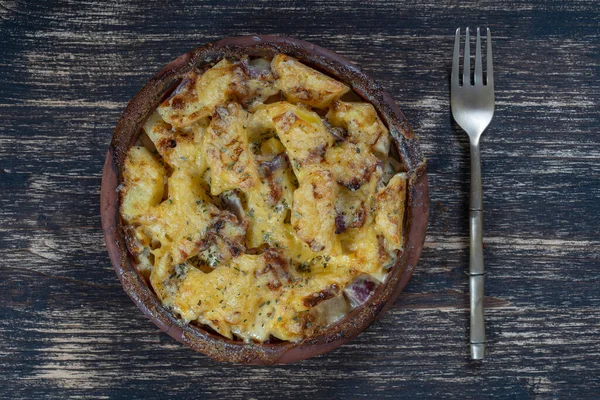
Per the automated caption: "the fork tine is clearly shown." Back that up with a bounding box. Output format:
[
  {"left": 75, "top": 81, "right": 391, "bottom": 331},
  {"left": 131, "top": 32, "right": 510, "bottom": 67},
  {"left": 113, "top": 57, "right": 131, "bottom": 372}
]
[
  {"left": 463, "top": 27, "right": 470, "bottom": 86},
  {"left": 452, "top": 28, "right": 461, "bottom": 86},
  {"left": 474, "top": 27, "right": 483, "bottom": 85},
  {"left": 487, "top": 28, "right": 494, "bottom": 88}
]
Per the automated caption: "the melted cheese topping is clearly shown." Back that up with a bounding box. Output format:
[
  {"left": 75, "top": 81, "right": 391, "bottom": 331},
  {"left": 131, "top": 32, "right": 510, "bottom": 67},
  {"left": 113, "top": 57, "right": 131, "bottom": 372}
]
[{"left": 120, "top": 54, "right": 407, "bottom": 343}]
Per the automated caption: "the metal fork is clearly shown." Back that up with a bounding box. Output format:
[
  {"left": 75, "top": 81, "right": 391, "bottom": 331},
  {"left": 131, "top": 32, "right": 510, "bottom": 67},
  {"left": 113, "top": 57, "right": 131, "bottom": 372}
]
[{"left": 451, "top": 27, "right": 495, "bottom": 360}]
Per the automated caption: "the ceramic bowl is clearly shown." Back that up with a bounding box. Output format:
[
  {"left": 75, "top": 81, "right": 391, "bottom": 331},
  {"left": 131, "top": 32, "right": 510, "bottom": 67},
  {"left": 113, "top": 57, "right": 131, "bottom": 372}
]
[{"left": 100, "top": 35, "right": 429, "bottom": 364}]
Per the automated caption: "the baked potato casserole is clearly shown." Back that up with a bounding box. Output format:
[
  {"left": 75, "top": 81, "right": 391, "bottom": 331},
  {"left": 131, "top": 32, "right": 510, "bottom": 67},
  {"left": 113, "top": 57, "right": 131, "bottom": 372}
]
[{"left": 119, "top": 54, "right": 407, "bottom": 343}]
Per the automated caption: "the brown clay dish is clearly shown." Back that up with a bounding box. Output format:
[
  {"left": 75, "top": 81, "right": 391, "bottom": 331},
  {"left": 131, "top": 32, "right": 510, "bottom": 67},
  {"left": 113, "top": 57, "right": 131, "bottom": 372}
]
[{"left": 100, "top": 35, "right": 429, "bottom": 364}]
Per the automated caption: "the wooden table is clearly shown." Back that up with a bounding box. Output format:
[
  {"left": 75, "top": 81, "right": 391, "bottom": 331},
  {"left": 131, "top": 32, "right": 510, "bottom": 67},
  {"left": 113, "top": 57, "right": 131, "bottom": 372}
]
[{"left": 1, "top": 0, "right": 599, "bottom": 398}]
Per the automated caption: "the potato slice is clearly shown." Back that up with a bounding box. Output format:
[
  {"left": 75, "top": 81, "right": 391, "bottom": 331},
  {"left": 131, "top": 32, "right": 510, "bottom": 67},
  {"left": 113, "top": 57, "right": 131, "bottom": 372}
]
[
  {"left": 158, "top": 59, "right": 240, "bottom": 128},
  {"left": 272, "top": 54, "right": 349, "bottom": 108},
  {"left": 234, "top": 57, "right": 280, "bottom": 111},
  {"left": 140, "top": 168, "right": 219, "bottom": 265},
  {"left": 249, "top": 102, "right": 334, "bottom": 169},
  {"left": 374, "top": 173, "right": 407, "bottom": 250},
  {"left": 334, "top": 168, "right": 380, "bottom": 233},
  {"left": 143, "top": 111, "right": 208, "bottom": 174},
  {"left": 291, "top": 170, "right": 338, "bottom": 252},
  {"left": 172, "top": 254, "right": 274, "bottom": 341},
  {"left": 203, "top": 103, "right": 259, "bottom": 196},
  {"left": 120, "top": 146, "right": 166, "bottom": 221},
  {"left": 123, "top": 225, "right": 154, "bottom": 278},
  {"left": 324, "top": 141, "right": 378, "bottom": 190},
  {"left": 327, "top": 100, "right": 389, "bottom": 147}
]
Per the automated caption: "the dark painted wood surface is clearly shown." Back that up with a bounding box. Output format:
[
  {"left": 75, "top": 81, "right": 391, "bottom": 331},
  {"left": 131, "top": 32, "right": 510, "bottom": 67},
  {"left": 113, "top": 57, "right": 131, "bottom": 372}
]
[{"left": 1, "top": 0, "right": 599, "bottom": 398}]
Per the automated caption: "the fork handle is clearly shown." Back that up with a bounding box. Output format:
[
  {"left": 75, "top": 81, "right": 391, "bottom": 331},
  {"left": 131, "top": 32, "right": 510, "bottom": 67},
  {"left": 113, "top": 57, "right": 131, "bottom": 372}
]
[{"left": 469, "top": 141, "right": 485, "bottom": 360}]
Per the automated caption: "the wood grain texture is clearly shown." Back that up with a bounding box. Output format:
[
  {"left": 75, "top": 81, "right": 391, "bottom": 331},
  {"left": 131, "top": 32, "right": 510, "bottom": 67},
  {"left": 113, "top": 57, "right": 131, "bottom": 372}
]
[{"left": 1, "top": 0, "right": 599, "bottom": 398}]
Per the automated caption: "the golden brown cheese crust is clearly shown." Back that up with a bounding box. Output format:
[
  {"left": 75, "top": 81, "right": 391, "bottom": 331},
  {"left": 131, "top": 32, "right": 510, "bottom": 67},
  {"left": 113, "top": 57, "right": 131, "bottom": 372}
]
[
  {"left": 375, "top": 173, "right": 407, "bottom": 250},
  {"left": 250, "top": 102, "right": 334, "bottom": 167},
  {"left": 203, "top": 103, "right": 259, "bottom": 195},
  {"left": 120, "top": 54, "right": 407, "bottom": 343},
  {"left": 158, "top": 59, "right": 241, "bottom": 128},
  {"left": 272, "top": 54, "right": 350, "bottom": 108},
  {"left": 291, "top": 170, "right": 338, "bottom": 253},
  {"left": 120, "top": 146, "right": 166, "bottom": 221}
]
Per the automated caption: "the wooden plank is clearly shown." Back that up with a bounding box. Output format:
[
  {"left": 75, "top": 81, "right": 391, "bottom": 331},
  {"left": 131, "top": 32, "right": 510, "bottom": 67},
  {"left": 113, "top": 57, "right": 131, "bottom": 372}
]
[{"left": 1, "top": 0, "right": 599, "bottom": 398}]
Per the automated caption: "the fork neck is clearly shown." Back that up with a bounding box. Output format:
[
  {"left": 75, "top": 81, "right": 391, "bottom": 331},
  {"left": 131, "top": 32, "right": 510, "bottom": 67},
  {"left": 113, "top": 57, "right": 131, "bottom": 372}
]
[{"left": 469, "top": 140, "right": 483, "bottom": 211}]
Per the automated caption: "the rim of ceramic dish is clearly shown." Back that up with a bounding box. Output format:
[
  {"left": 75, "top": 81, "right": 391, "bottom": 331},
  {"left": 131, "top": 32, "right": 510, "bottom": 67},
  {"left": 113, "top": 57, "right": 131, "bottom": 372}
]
[{"left": 100, "top": 35, "right": 429, "bottom": 364}]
